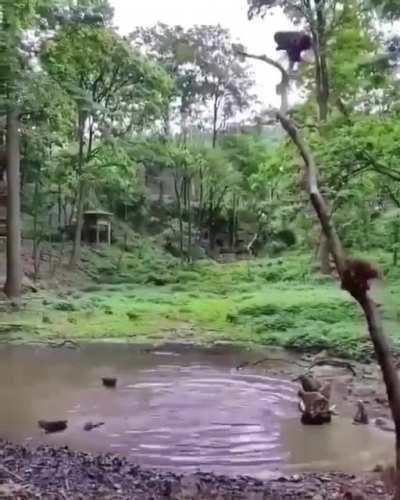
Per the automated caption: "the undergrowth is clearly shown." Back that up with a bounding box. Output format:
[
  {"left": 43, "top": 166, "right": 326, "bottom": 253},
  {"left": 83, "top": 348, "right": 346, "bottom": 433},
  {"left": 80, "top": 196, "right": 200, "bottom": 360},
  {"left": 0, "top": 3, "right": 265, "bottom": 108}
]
[{"left": 5, "top": 243, "right": 400, "bottom": 360}]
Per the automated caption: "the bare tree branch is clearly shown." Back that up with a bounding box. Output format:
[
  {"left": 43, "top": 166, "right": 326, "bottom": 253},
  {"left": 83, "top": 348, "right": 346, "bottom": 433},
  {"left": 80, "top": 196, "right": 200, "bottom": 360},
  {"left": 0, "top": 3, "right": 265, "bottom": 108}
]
[
  {"left": 276, "top": 111, "right": 346, "bottom": 275},
  {"left": 236, "top": 49, "right": 290, "bottom": 113}
]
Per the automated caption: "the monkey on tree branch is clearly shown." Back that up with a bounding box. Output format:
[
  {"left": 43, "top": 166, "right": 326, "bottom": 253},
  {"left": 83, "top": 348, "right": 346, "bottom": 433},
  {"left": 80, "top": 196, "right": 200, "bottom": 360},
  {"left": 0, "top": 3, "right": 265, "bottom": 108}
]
[{"left": 274, "top": 31, "right": 312, "bottom": 71}]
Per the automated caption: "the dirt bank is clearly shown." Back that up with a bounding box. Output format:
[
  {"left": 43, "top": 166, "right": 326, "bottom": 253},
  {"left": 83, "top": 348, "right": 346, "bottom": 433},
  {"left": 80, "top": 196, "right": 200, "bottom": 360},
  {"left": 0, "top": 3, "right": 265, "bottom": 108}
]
[{"left": 0, "top": 440, "right": 391, "bottom": 499}]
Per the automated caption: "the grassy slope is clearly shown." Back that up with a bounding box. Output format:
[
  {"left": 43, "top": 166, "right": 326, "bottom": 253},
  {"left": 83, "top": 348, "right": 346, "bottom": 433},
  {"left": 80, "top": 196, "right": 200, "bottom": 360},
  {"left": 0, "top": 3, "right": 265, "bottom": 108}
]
[{"left": 2, "top": 242, "right": 400, "bottom": 360}]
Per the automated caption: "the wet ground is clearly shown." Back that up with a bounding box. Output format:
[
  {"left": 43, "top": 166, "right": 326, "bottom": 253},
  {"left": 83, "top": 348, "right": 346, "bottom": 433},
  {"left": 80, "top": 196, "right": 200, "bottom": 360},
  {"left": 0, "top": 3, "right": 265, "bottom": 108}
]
[{"left": 0, "top": 343, "right": 394, "bottom": 480}]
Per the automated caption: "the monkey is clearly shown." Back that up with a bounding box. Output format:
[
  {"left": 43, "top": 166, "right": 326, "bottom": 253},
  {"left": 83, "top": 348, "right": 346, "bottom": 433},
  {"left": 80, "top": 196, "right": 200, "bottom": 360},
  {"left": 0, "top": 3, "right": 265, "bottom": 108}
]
[
  {"left": 298, "top": 388, "right": 330, "bottom": 416},
  {"left": 274, "top": 31, "right": 312, "bottom": 70},
  {"left": 320, "top": 381, "right": 332, "bottom": 401},
  {"left": 341, "top": 258, "right": 380, "bottom": 298},
  {"left": 353, "top": 400, "right": 369, "bottom": 425},
  {"left": 297, "top": 374, "right": 322, "bottom": 392},
  {"left": 298, "top": 388, "right": 332, "bottom": 424}
]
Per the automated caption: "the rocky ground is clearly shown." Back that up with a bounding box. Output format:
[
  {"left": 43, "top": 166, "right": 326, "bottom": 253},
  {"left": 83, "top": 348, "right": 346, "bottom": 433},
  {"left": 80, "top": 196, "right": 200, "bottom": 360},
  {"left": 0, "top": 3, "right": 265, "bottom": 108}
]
[{"left": 0, "top": 440, "right": 392, "bottom": 499}]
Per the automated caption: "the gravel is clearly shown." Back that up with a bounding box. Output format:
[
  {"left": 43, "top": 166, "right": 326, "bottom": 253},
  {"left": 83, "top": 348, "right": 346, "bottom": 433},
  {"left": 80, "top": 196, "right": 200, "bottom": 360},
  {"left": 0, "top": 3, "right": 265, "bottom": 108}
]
[{"left": 0, "top": 440, "right": 391, "bottom": 499}]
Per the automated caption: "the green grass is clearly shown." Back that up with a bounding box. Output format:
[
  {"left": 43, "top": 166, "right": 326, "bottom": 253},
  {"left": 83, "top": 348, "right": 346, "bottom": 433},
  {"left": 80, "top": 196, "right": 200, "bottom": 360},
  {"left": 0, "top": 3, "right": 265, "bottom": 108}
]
[{"left": 3, "top": 245, "right": 400, "bottom": 360}]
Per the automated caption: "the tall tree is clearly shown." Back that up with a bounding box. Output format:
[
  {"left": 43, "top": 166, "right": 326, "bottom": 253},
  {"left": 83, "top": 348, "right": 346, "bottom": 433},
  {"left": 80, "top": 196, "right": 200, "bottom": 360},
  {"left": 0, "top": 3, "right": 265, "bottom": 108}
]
[
  {"left": 189, "top": 25, "right": 255, "bottom": 147},
  {"left": 131, "top": 24, "right": 256, "bottom": 146},
  {"left": 0, "top": 0, "right": 39, "bottom": 297},
  {"left": 41, "top": 23, "right": 171, "bottom": 268},
  {"left": 130, "top": 23, "right": 199, "bottom": 139}
]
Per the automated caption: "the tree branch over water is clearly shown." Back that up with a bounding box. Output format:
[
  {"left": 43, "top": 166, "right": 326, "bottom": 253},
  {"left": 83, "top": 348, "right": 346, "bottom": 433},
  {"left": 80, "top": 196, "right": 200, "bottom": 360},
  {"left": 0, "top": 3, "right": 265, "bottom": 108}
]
[{"left": 276, "top": 111, "right": 400, "bottom": 496}]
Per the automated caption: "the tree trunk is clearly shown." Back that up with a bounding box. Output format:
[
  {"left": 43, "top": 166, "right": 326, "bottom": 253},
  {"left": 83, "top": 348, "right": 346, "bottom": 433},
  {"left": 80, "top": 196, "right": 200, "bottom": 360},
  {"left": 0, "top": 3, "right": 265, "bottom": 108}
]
[
  {"left": 163, "top": 103, "right": 171, "bottom": 138},
  {"left": 69, "top": 111, "right": 86, "bottom": 270},
  {"left": 174, "top": 176, "right": 184, "bottom": 261},
  {"left": 69, "top": 180, "right": 85, "bottom": 269},
  {"left": 198, "top": 168, "right": 204, "bottom": 229},
  {"left": 4, "top": 107, "right": 22, "bottom": 298},
  {"left": 32, "top": 174, "right": 40, "bottom": 281},
  {"left": 57, "top": 183, "right": 62, "bottom": 229},
  {"left": 212, "top": 94, "right": 219, "bottom": 149},
  {"left": 229, "top": 195, "right": 238, "bottom": 250},
  {"left": 186, "top": 177, "right": 192, "bottom": 262},
  {"left": 208, "top": 189, "right": 216, "bottom": 251},
  {"left": 276, "top": 75, "right": 290, "bottom": 114},
  {"left": 394, "top": 221, "right": 400, "bottom": 266}
]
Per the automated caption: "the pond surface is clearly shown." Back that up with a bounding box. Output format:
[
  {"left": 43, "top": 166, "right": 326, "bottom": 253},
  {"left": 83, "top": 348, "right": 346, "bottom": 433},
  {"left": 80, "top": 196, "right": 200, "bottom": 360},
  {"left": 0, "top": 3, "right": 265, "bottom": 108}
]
[{"left": 0, "top": 344, "right": 393, "bottom": 478}]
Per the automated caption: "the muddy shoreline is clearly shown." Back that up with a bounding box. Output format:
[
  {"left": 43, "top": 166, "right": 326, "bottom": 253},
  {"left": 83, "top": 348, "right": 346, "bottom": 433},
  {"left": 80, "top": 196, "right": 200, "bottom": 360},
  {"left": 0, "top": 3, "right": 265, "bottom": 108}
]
[{"left": 0, "top": 440, "right": 391, "bottom": 499}]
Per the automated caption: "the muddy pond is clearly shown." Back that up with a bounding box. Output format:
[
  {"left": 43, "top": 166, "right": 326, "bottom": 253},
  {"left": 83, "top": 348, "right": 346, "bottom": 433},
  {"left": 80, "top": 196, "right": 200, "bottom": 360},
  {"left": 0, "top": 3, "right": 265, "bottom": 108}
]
[{"left": 0, "top": 343, "right": 393, "bottom": 479}]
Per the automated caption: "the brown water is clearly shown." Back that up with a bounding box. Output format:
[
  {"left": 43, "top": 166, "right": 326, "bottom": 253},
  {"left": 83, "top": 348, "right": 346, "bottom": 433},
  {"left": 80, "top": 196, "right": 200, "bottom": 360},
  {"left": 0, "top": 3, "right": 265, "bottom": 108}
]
[{"left": 0, "top": 344, "right": 393, "bottom": 478}]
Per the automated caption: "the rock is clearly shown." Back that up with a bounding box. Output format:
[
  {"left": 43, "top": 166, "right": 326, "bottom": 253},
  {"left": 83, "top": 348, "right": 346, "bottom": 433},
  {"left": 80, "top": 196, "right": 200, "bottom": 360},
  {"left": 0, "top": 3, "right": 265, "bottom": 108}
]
[
  {"left": 83, "top": 422, "right": 105, "bottom": 431},
  {"left": 102, "top": 377, "right": 117, "bottom": 388},
  {"left": 38, "top": 420, "right": 67, "bottom": 433},
  {"left": 374, "top": 417, "right": 395, "bottom": 432}
]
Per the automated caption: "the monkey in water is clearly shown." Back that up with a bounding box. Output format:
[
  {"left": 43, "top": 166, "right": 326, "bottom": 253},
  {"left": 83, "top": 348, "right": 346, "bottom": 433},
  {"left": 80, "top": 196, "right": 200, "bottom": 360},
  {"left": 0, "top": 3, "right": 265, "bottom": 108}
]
[{"left": 353, "top": 400, "right": 369, "bottom": 425}]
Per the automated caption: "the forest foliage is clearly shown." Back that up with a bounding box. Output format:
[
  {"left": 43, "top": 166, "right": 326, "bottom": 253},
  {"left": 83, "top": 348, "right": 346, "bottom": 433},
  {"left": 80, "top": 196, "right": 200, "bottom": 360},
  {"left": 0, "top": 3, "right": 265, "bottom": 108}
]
[{"left": 2, "top": 0, "right": 400, "bottom": 275}]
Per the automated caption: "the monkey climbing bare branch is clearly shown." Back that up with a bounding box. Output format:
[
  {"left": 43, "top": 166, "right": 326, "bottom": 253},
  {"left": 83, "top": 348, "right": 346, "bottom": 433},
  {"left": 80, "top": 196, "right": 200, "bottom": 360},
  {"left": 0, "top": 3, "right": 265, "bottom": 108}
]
[
  {"left": 276, "top": 111, "right": 400, "bottom": 483},
  {"left": 235, "top": 49, "right": 290, "bottom": 113}
]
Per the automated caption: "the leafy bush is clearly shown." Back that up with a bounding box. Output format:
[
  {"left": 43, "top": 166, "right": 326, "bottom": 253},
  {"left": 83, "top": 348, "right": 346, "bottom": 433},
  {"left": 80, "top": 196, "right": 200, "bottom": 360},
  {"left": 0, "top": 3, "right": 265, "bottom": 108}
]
[{"left": 53, "top": 301, "right": 77, "bottom": 312}]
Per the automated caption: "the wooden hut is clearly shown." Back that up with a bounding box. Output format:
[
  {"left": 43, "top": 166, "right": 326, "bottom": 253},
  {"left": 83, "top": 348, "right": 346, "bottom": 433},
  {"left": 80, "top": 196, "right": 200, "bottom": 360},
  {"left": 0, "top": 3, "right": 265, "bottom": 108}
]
[{"left": 82, "top": 210, "right": 112, "bottom": 245}]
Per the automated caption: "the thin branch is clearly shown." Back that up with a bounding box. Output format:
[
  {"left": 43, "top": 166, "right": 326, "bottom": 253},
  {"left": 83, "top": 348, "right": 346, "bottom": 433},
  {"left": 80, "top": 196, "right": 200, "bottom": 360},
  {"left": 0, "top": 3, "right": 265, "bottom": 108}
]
[
  {"left": 236, "top": 49, "right": 287, "bottom": 80},
  {"left": 236, "top": 49, "right": 290, "bottom": 113}
]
